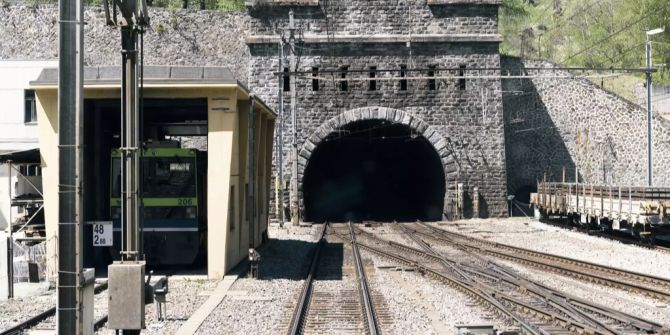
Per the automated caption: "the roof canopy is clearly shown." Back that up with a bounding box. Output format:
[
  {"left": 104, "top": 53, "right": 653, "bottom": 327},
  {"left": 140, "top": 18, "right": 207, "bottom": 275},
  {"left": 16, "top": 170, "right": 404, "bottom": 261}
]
[
  {"left": 0, "top": 148, "right": 40, "bottom": 164},
  {"left": 30, "top": 66, "right": 241, "bottom": 87}
]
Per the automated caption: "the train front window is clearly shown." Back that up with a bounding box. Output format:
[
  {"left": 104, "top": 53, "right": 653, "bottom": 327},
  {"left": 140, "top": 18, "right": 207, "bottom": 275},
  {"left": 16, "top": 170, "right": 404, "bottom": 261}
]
[{"left": 142, "top": 157, "right": 197, "bottom": 198}]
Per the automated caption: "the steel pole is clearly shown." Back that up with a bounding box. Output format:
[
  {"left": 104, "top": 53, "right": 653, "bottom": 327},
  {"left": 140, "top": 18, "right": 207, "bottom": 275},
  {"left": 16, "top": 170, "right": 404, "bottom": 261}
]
[
  {"left": 7, "top": 162, "right": 12, "bottom": 299},
  {"left": 57, "top": 0, "right": 85, "bottom": 330},
  {"left": 121, "top": 26, "right": 140, "bottom": 261},
  {"left": 289, "top": 10, "right": 299, "bottom": 225},
  {"left": 277, "top": 41, "right": 285, "bottom": 227},
  {"left": 646, "top": 34, "right": 653, "bottom": 187},
  {"left": 248, "top": 97, "right": 256, "bottom": 249}
]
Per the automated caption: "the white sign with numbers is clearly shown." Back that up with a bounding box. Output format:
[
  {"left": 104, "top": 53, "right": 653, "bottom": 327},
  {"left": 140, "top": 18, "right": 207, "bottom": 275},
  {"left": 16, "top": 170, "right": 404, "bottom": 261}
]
[{"left": 92, "top": 221, "right": 113, "bottom": 247}]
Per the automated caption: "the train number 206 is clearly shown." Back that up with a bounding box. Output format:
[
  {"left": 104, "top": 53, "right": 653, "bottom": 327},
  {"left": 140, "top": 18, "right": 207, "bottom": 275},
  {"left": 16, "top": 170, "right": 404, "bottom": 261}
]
[{"left": 178, "top": 198, "right": 194, "bottom": 206}]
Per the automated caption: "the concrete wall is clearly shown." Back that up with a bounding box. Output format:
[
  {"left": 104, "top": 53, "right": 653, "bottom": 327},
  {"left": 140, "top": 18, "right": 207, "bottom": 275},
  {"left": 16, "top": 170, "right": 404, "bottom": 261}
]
[
  {"left": 0, "top": 61, "right": 56, "bottom": 151},
  {"left": 248, "top": 1, "right": 508, "bottom": 218},
  {"left": 34, "top": 85, "right": 274, "bottom": 279},
  {"left": 502, "top": 56, "right": 670, "bottom": 199}
]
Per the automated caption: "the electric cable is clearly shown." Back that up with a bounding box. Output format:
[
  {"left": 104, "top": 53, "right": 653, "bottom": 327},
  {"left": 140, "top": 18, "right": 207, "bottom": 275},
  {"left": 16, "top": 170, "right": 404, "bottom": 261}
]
[{"left": 561, "top": 1, "right": 670, "bottom": 64}]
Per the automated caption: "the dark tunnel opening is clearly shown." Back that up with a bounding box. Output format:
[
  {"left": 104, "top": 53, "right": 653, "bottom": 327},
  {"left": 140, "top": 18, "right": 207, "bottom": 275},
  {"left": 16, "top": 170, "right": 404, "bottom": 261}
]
[{"left": 303, "top": 119, "right": 446, "bottom": 223}]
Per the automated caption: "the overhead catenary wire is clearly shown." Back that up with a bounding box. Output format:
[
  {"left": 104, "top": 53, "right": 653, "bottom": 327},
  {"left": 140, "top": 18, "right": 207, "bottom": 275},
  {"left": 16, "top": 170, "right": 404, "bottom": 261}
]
[
  {"left": 293, "top": 73, "right": 628, "bottom": 82},
  {"left": 276, "top": 66, "right": 652, "bottom": 75},
  {"left": 560, "top": 1, "right": 670, "bottom": 64}
]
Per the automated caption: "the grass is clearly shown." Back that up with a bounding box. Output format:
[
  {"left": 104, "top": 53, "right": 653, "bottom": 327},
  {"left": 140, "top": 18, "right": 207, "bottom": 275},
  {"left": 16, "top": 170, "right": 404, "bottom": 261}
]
[{"left": 587, "top": 74, "right": 644, "bottom": 104}]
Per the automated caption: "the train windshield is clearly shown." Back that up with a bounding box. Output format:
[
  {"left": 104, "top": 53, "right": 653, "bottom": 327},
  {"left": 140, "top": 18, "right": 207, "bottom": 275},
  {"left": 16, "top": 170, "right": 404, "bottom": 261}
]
[{"left": 142, "top": 157, "right": 197, "bottom": 198}]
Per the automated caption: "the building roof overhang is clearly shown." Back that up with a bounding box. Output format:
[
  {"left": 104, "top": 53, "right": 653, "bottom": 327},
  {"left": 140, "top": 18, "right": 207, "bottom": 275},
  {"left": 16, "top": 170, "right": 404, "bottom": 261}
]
[
  {"left": 30, "top": 65, "right": 243, "bottom": 88},
  {"left": 0, "top": 148, "right": 41, "bottom": 164},
  {"left": 30, "top": 66, "right": 276, "bottom": 118}
]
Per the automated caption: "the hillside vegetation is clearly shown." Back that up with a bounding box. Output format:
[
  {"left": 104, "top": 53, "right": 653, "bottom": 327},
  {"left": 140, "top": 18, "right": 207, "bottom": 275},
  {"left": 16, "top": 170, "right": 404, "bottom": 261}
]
[{"left": 500, "top": 0, "right": 670, "bottom": 86}]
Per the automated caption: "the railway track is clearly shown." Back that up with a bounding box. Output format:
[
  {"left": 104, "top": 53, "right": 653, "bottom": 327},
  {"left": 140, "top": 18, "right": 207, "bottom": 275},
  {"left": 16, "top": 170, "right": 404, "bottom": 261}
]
[
  {"left": 656, "top": 245, "right": 670, "bottom": 254},
  {"left": 0, "top": 283, "right": 109, "bottom": 335},
  {"left": 539, "top": 218, "right": 670, "bottom": 255},
  {"left": 411, "top": 222, "right": 670, "bottom": 303},
  {"left": 286, "top": 223, "right": 384, "bottom": 335},
  {"left": 349, "top": 224, "right": 665, "bottom": 334}
]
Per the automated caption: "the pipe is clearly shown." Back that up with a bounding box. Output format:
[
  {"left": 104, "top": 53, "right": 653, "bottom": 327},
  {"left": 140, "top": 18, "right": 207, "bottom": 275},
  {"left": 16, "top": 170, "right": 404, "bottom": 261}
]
[
  {"left": 646, "top": 35, "right": 654, "bottom": 187},
  {"left": 277, "top": 41, "right": 285, "bottom": 227},
  {"left": 248, "top": 97, "right": 256, "bottom": 249},
  {"left": 7, "top": 162, "right": 12, "bottom": 299}
]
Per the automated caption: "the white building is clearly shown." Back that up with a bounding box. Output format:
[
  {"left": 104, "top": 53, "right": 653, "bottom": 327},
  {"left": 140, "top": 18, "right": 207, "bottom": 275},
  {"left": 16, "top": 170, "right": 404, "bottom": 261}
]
[{"left": 0, "top": 60, "right": 57, "bottom": 231}]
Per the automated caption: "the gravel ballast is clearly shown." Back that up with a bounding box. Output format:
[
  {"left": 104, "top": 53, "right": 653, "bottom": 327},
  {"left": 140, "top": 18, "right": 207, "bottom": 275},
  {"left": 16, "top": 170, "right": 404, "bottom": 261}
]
[
  {"left": 0, "top": 288, "right": 55, "bottom": 332},
  {"left": 5, "top": 219, "right": 670, "bottom": 334},
  {"left": 434, "top": 218, "right": 670, "bottom": 279},
  {"left": 196, "top": 223, "right": 319, "bottom": 335}
]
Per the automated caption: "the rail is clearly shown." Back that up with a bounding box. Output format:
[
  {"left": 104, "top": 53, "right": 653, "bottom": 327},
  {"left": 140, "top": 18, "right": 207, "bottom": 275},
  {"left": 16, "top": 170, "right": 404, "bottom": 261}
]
[
  {"left": 417, "top": 222, "right": 670, "bottom": 302},
  {"left": 0, "top": 282, "right": 109, "bottom": 335},
  {"left": 348, "top": 222, "right": 380, "bottom": 335},
  {"left": 349, "top": 223, "right": 663, "bottom": 334},
  {"left": 286, "top": 223, "right": 328, "bottom": 335}
]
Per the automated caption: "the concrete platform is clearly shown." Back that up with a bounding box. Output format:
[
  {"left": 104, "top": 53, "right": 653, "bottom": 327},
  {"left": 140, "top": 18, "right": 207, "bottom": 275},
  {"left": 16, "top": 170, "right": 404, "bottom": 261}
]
[{"left": 174, "top": 273, "right": 239, "bottom": 335}]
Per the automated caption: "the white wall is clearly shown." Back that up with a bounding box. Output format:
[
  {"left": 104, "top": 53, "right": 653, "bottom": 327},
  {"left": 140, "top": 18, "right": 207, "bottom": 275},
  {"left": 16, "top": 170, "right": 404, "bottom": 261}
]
[
  {"left": 0, "top": 60, "right": 56, "bottom": 151},
  {"left": 0, "top": 231, "right": 7, "bottom": 300},
  {"left": 0, "top": 60, "right": 56, "bottom": 231}
]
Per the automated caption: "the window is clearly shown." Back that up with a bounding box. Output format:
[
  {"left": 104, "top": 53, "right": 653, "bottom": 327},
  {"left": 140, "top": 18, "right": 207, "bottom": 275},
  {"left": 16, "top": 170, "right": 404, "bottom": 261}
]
[
  {"left": 428, "top": 66, "right": 436, "bottom": 91},
  {"left": 458, "top": 65, "right": 466, "bottom": 91},
  {"left": 399, "top": 65, "right": 407, "bottom": 91},
  {"left": 340, "top": 66, "right": 349, "bottom": 91},
  {"left": 24, "top": 90, "right": 37, "bottom": 123},
  {"left": 312, "top": 67, "right": 319, "bottom": 91},
  {"left": 141, "top": 157, "right": 197, "bottom": 198},
  {"left": 283, "top": 67, "right": 290, "bottom": 92},
  {"left": 368, "top": 66, "right": 377, "bottom": 91},
  {"left": 19, "top": 165, "right": 42, "bottom": 178}
]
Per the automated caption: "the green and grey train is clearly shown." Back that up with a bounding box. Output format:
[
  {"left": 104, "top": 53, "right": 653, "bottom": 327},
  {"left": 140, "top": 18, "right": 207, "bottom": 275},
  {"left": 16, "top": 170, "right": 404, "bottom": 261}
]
[{"left": 110, "top": 145, "right": 207, "bottom": 265}]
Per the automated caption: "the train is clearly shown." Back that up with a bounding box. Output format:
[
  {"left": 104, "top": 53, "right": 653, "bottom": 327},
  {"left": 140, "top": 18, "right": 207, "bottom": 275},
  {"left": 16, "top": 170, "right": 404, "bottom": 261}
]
[
  {"left": 109, "top": 142, "right": 207, "bottom": 265},
  {"left": 531, "top": 181, "right": 670, "bottom": 241}
]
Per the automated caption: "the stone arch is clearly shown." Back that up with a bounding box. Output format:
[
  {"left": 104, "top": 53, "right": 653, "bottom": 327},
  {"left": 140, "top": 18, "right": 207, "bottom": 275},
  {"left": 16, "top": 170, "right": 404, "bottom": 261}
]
[{"left": 297, "top": 106, "right": 457, "bottom": 217}]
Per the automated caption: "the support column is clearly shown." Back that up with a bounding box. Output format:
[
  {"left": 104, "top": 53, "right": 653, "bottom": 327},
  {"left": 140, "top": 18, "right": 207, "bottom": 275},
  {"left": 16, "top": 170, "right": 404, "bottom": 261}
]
[
  {"left": 207, "top": 91, "right": 237, "bottom": 278},
  {"left": 288, "top": 10, "right": 300, "bottom": 226},
  {"left": 57, "top": 0, "right": 85, "bottom": 329}
]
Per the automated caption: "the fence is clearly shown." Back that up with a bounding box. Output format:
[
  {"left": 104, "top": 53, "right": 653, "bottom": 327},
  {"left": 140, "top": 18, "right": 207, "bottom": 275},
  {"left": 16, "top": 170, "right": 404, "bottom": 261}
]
[{"left": 11, "top": 239, "right": 49, "bottom": 283}]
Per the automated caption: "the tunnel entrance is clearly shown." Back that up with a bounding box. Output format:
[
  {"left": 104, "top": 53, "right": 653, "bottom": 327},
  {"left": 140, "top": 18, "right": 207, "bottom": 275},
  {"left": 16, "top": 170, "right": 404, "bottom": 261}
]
[{"left": 303, "top": 119, "right": 445, "bottom": 223}]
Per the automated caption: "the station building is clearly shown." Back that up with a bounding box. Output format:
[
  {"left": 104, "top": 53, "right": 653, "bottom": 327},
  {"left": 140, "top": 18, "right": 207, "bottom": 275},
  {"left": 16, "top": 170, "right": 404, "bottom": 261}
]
[
  {"left": 0, "top": 61, "right": 56, "bottom": 232},
  {"left": 30, "top": 66, "right": 276, "bottom": 279}
]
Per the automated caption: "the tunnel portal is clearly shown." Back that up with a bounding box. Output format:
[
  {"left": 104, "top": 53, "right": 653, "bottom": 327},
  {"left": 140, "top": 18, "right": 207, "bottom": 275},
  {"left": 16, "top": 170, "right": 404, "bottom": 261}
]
[{"left": 303, "top": 119, "right": 446, "bottom": 223}]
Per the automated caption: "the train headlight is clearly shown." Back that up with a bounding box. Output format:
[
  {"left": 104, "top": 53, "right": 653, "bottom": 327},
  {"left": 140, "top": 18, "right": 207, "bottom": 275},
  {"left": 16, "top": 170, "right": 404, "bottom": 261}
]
[
  {"left": 111, "top": 207, "right": 121, "bottom": 220},
  {"left": 186, "top": 206, "right": 197, "bottom": 219}
]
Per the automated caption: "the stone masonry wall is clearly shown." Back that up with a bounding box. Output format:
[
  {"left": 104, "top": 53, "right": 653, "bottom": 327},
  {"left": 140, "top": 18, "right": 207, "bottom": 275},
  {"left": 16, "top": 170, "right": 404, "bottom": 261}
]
[
  {"left": 1, "top": 3, "right": 511, "bottom": 219},
  {"left": 503, "top": 56, "right": 670, "bottom": 200},
  {"left": 0, "top": 5, "right": 250, "bottom": 82},
  {"left": 248, "top": 2, "right": 508, "bottom": 219},
  {"left": 248, "top": 2, "right": 498, "bottom": 36}
]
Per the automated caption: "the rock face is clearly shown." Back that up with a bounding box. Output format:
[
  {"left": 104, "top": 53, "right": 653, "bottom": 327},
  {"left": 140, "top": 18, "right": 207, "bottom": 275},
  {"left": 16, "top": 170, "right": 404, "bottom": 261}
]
[
  {"left": 502, "top": 56, "right": 670, "bottom": 200},
  {"left": 0, "top": 5, "right": 250, "bottom": 83},
  {"left": 247, "top": 1, "right": 509, "bottom": 219}
]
